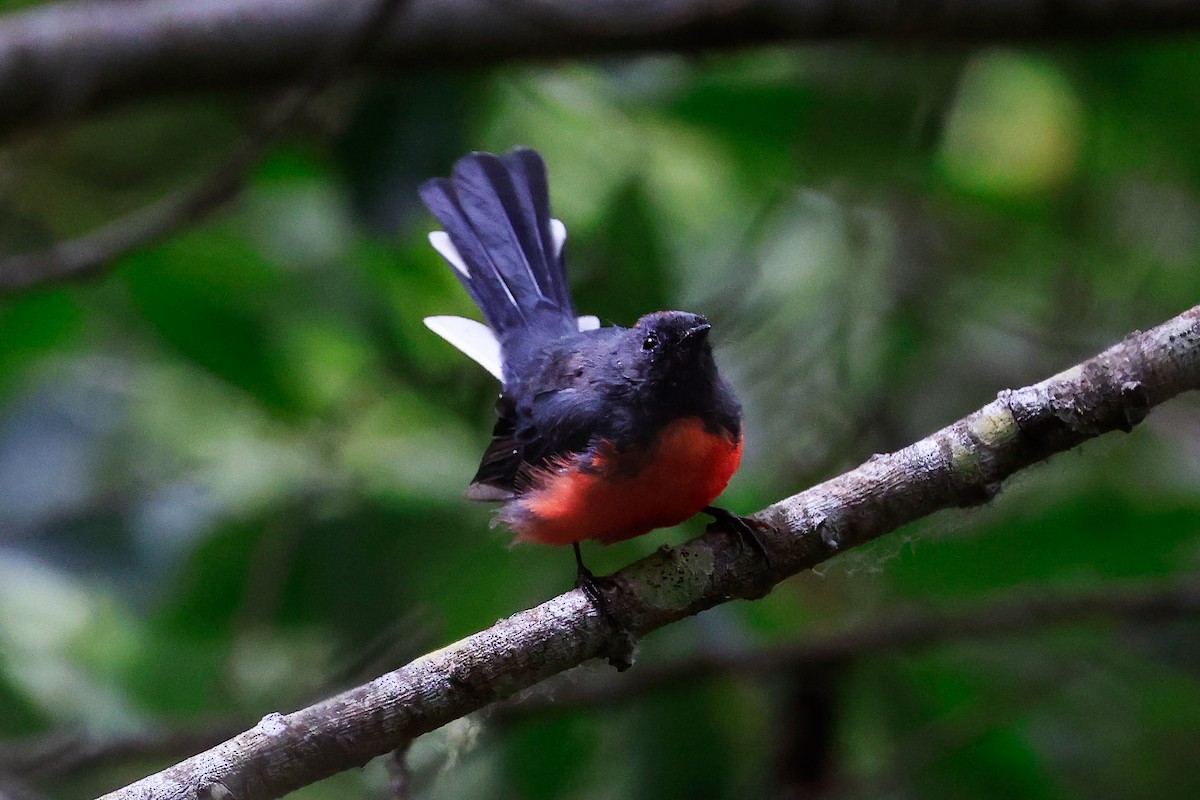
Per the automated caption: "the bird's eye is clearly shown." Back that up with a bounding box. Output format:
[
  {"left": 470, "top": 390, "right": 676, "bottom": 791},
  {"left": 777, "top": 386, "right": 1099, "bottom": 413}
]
[{"left": 642, "top": 333, "right": 659, "bottom": 351}]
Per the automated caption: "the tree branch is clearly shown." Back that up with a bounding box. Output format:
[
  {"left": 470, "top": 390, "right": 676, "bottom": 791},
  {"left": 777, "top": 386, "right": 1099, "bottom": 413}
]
[
  {"left": 1, "top": 0, "right": 1199, "bottom": 137},
  {"left": 96, "top": 305, "right": 1200, "bottom": 799}
]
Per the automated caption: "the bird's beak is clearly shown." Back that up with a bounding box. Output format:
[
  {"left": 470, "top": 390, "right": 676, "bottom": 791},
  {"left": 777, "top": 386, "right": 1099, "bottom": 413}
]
[{"left": 682, "top": 320, "right": 712, "bottom": 342}]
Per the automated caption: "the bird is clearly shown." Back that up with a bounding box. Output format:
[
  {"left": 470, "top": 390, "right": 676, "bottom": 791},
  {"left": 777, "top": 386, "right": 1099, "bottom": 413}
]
[{"left": 418, "top": 147, "right": 755, "bottom": 593}]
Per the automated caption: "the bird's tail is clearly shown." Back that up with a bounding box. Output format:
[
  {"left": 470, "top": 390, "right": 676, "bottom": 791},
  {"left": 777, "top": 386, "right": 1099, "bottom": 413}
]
[{"left": 419, "top": 148, "right": 579, "bottom": 342}]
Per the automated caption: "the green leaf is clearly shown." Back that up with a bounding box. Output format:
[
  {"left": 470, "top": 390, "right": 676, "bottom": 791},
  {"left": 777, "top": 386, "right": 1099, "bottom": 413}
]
[
  {"left": 0, "top": 289, "right": 82, "bottom": 396},
  {"left": 123, "top": 228, "right": 299, "bottom": 414}
]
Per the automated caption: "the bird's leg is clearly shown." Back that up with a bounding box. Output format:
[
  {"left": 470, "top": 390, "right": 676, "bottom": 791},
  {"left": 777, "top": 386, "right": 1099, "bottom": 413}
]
[
  {"left": 573, "top": 541, "right": 612, "bottom": 618},
  {"left": 572, "top": 541, "right": 635, "bottom": 670},
  {"left": 703, "top": 505, "right": 772, "bottom": 568},
  {"left": 571, "top": 542, "right": 638, "bottom": 671}
]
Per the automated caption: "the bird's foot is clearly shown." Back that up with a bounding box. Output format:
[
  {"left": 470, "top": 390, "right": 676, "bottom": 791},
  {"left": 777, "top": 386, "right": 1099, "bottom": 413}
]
[
  {"left": 574, "top": 561, "right": 614, "bottom": 621},
  {"left": 703, "top": 505, "right": 773, "bottom": 569},
  {"left": 572, "top": 541, "right": 634, "bottom": 670}
]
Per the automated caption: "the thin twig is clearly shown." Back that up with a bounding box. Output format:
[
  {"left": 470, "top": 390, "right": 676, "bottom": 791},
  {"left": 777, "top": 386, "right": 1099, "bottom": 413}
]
[
  {"left": 0, "top": 772, "right": 45, "bottom": 800},
  {"left": 0, "top": 0, "right": 411, "bottom": 292},
  {"left": 383, "top": 741, "right": 415, "bottom": 800},
  {"left": 0, "top": 724, "right": 244, "bottom": 782},
  {"left": 491, "top": 575, "right": 1200, "bottom": 719}
]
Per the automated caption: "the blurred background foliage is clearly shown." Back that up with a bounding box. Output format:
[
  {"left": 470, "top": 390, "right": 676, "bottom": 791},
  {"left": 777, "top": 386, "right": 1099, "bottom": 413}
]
[{"left": 0, "top": 30, "right": 1198, "bottom": 799}]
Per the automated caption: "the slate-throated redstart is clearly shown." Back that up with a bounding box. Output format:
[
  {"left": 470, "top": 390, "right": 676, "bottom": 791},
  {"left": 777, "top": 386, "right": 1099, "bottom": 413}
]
[{"left": 419, "top": 148, "right": 753, "bottom": 588}]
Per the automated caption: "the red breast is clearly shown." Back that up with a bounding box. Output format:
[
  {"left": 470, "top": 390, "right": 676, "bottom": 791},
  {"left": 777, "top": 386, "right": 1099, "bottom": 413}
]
[{"left": 496, "top": 416, "right": 743, "bottom": 546}]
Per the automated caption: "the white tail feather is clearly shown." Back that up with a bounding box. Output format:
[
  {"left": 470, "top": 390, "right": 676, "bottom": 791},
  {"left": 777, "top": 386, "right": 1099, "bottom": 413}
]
[
  {"left": 428, "top": 231, "right": 470, "bottom": 277},
  {"left": 427, "top": 213, "right": 593, "bottom": 381},
  {"left": 550, "top": 219, "right": 567, "bottom": 258},
  {"left": 424, "top": 316, "right": 503, "bottom": 380},
  {"left": 426, "top": 314, "right": 601, "bottom": 380}
]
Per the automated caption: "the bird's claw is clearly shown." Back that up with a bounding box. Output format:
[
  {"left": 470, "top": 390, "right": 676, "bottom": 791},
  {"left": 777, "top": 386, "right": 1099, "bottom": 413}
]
[
  {"left": 574, "top": 563, "right": 614, "bottom": 621},
  {"left": 703, "top": 505, "right": 773, "bottom": 568}
]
